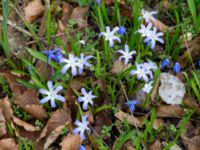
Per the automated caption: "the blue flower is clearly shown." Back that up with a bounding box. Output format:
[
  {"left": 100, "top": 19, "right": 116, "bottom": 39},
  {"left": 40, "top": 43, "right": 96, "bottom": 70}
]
[
  {"left": 43, "top": 48, "right": 59, "bottom": 63},
  {"left": 95, "top": 0, "right": 101, "bottom": 5},
  {"left": 197, "top": 60, "right": 200, "bottom": 67},
  {"left": 161, "top": 58, "right": 170, "bottom": 69},
  {"left": 79, "top": 145, "right": 86, "bottom": 150},
  {"left": 73, "top": 115, "right": 91, "bottom": 141},
  {"left": 173, "top": 62, "right": 181, "bottom": 74},
  {"left": 78, "top": 88, "right": 97, "bottom": 110},
  {"left": 54, "top": 51, "right": 63, "bottom": 63},
  {"left": 39, "top": 81, "right": 65, "bottom": 108},
  {"left": 118, "top": 26, "right": 126, "bottom": 35},
  {"left": 125, "top": 100, "right": 139, "bottom": 111}
]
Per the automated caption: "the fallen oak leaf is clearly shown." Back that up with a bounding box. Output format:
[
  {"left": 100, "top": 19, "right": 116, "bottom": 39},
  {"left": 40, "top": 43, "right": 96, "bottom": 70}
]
[
  {"left": 12, "top": 116, "right": 40, "bottom": 132},
  {"left": 0, "top": 138, "right": 18, "bottom": 150},
  {"left": 111, "top": 61, "right": 131, "bottom": 74},
  {"left": 0, "top": 97, "right": 13, "bottom": 121},
  {"left": 61, "top": 2, "right": 73, "bottom": 26},
  {"left": 148, "top": 140, "right": 161, "bottom": 150},
  {"left": 0, "top": 109, "right": 7, "bottom": 137},
  {"left": 60, "top": 134, "right": 81, "bottom": 150},
  {"left": 70, "top": 7, "right": 89, "bottom": 29},
  {"left": 25, "top": 0, "right": 44, "bottom": 23},
  {"left": 44, "top": 121, "right": 70, "bottom": 149},
  {"left": 115, "top": 110, "right": 144, "bottom": 128},
  {"left": 0, "top": 72, "right": 25, "bottom": 96},
  {"left": 37, "top": 109, "right": 71, "bottom": 149},
  {"left": 14, "top": 90, "right": 47, "bottom": 119},
  {"left": 183, "top": 96, "right": 200, "bottom": 115},
  {"left": 157, "top": 105, "right": 185, "bottom": 117},
  {"left": 182, "top": 135, "right": 200, "bottom": 150}
]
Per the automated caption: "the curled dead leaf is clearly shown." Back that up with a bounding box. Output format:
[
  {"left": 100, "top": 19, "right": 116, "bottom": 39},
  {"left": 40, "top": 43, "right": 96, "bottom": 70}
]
[
  {"left": 70, "top": 7, "right": 89, "bottom": 29},
  {"left": 0, "top": 109, "right": 7, "bottom": 137},
  {"left": 182, "top": 135, "right": 200, "bottom": 150},
  {"left": 0, "top": 97, "right": 13, "bottom": 121},
  {"left": 179, "top": 34, "right": 200, "bottom": 67},
  {"left": 37, "top": 109, "right": 71, "bottom": 149},
  {"left": 153, "top": 119, "right": 164, "bottom": 130},
  {"left": 14, "top": 90, "right": 47, "bottom": 119},
  {"left": 35, "top": 60, "right": 51, "bottom": 80},
  {"left": 157, "top": 105, "right": 185, "bottom": 117},
  {"left": 115, "top": 111, "right": 144, "bottom": 128},
  {"left": 0, "top": 72, "right": 25, "bottom": 96},
  {"left": 183, "top": 96, "right": 200, "bottom": 115},
  {"left": 111, "top": 61, "right": 131, "bottom": 74},
  {"left": 61, "top": 2, "right": 73, "bottom": 25},
  {"left": 25, "top": 0, "right": 44, "bottom": 23},
  {"left": 60, "top": 134, "right": 81, "bottom": 150},
  {"left": 149, "top": 140, "right": 161, "bottom": 150},
  {"left": 12, "top": 117, "right": 40, "bottom": 132},
  {"left": 0, "top": 138, "right": 18, "bottom": 150},
  {"left": 150, "top": 18, "right": 170, "bottom": 32}
]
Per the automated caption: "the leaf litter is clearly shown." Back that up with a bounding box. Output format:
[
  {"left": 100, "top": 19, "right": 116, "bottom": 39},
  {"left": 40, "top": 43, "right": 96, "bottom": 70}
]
[{"left": 0, "top": 0, "right": 200, "bottom": 149}]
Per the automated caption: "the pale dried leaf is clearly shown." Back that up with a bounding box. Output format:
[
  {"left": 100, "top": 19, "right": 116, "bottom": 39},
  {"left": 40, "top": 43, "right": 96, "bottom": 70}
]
[
  {"left": 0, "top": 72, "right": 25, "bottom": 96},
  {"left": 57, "top": 19, "right": 65, "bottom": 33},
  {"left": 157, "top": 105, "right": 185, "bottom": 117},
  {"left": 0, "top": 109, "right": 7, "bottom": 137},
  {"left": 25, "top": 0, "right": 44, "bottom": 23},
  {"left": 35, "top": 60, "right": 51, "bottom": 80},
  {"left": 70, "top": 7, "right": 89, "bottom": 28},
  {"left": 60, "top": 134, "right": 81, "bottom": 150},
  {"left": 115, "top": 111, "right": 144, "bottom": 128},
  {"left": 111, "top": 61, "right": 130, "bottom": 74},
  {"left": 38, "top": 109, "right": 71, "bottom": 141},
  {"left": 84, "top": 111, "right": 94, "bottom": 124},
  {"left": 14, "top": 90, "right": 47, "bottom": 119},
  {"left": 149, "top": 140, "right": 161, "bottom": 150},
  {"left": 25, "top": 104, "right": 47, "bottom": 119},
  {"left": 0, "top": 97, "right": 13, "bottom": 121},
  {"left": 183, "top": 135, "right": 200, "bottom": 150},
  {"left": 61, "top": 2, "right": 73, "bottom": 25},
  {"left": 183, "top": 96, "right": 200, "bottom": 115},
  {"left": 0, "top": 138, "right": 18, "bottom": 150},
  {"left": 153, "top": 119, "right": 164, "bottom": 130},
  {"left": 179, "top": 34, "right": 200, "bottom": 67},
  {"left": 12, "top": 117, "right": 40, "bottom": 132},
  {"left": 150, "top": 18, "right": 170, "bottom": 32},
  {"left": 44, "top": 122, "right": 70, "bottom": 149}
]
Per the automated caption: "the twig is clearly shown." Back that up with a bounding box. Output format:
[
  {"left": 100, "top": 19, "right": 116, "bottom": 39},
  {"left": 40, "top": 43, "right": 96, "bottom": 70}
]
[
  {"left": 119, "top": 80, "right": 147, "bottom": 150},
  {"left": 0, "top": 16, "right": 32, "bottom": 37}
]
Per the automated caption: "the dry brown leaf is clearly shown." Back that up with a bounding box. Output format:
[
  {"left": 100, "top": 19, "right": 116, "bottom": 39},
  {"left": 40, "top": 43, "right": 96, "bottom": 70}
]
[
  {"left": 183, "top": 135, "right": 200, "bottom": 150},
  {"left": 57, "top": 19, "right": 65, "bottom": 33},
  {"left": 111, "top": 61, "right": 130, "bottom": 74},
  {"left": 162, "top": 0, "right": 170, "bottom": 9},
  {"left": 157, "top": 105, "right": 185, "bottom": 117},
  {"left": 115, "top": 111, "right": 144, "bottom": 128},
  {"left": 14, "top": 90, "right": 47, "bottom": 119},
  {"left": 0, "top": 109, "right": 7, "bottom": 137},
  {"left": 44, "top": 122, "right": 70, "bottom": 149},
  {"left": 150, "top": 18, "right": 170, "bottom": 32},
  {"left": 153, "top": 119, "right": 164, "bottom": 130},
  {"left": 37, "top": 109, "right": 71, "bottom": 149},
  {"left": 12, "top": 117, "right": 40, "bottom": 132},
  {"left": 183, "top": 96, "right": 200, "bottom": 115},
  {"left": 0, "top": 138, "right": 18, "bottom": 150},
  {"left": 25, "top": 0, "right": 44, "bottom": 23},
  {"left": 70, "top": 7, "right": 89, "bottom": 29},
  {"left": 84, "top": 111, "right": 94, "bottom": 124},
  {"left": 122, "top": 141, "right": 136, "bottom": 150},
  {"left": 0, "top": 72, "right": 25, "bottom": 96},
  {"left": 61, "top": 2, "right": 73, "bottom": 25},
  {"left": 0, "top": 97, "right": 13, "bottom": 121},
  {"left": 179, "top": 34, "right": 200, "bottom": 67},
  {"left": 149, "top": 140, "right": 161, "bottom": 150},
  {"left": 35, "top": 60, "right": 51, "bottom": 80},
  {"left": 60, "top": 134, "right": 81, "bottom": 150}
]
